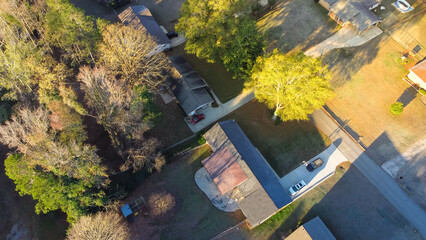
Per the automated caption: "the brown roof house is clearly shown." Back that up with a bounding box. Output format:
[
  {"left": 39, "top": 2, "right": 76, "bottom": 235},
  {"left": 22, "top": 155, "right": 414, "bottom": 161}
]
[
  {"left": 285, "top": 216, "right": 336, "bottom": 240},
  {"left": 319, "top": 0, "right": 382, "bottom": 33},
  {"left": 199, "top": 120, "right": 292, "bottom": 228},
  {"left": 407, "top": 59, "right": 426, "bottom": 90},
  {"left": 119, "top": 6, "right": 171, "bottom": 55}
]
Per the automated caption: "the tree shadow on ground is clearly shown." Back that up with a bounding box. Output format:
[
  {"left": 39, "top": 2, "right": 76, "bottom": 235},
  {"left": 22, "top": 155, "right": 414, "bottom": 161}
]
[
  {"left": 257, "top": 0, "right": 339, "bottom": 54},
  {"left": 397, "top": 87, "right": 418, "bottom": 107},
  {"left": 322, "top": 34, "right": 383, "bottom": 88}
]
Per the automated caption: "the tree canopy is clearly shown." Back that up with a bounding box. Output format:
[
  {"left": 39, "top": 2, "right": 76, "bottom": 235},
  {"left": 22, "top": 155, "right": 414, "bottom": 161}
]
[
  {"left": 176, "top": 0, "right": 264, "bottom": 79},
  {"left": 246, "top": 51, "right": 334, "bottom": 121},
  {"left": 98, "top": 23, "right": 170, "bottom": 91},
  {"left": 66, "top": 210, "right": 130, "bottom": 240}
]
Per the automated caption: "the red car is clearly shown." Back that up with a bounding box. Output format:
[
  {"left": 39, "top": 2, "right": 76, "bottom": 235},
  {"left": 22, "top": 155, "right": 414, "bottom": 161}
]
[{"left": 191, "top": 114, "right": 205, "bottom": 125}]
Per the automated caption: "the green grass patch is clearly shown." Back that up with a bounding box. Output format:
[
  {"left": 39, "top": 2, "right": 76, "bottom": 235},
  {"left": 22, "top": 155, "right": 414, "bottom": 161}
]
[
  {"left": 182, "top": 53, "right": 244, "bottom": 103},
  {"left": 221, "top": 101, "right": 329, "bottom": 177}
]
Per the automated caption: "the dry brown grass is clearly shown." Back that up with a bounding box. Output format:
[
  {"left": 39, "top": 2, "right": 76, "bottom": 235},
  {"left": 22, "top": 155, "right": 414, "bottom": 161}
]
[{"left": 325, "top": 37, "right": 426, "bottom": 164}]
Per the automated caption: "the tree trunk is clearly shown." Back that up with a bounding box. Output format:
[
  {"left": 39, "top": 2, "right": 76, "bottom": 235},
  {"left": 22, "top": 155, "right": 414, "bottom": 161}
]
[{"left": 272, "top": 109, "right": 278, "bottom": 120}]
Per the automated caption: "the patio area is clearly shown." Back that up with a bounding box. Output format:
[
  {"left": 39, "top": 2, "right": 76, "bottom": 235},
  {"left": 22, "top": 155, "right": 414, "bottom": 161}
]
[{"left": 194, "top": 167, "right": 239, "bottom": 212}]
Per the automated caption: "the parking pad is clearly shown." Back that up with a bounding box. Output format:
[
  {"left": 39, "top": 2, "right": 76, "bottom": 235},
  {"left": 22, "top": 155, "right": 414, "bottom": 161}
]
[{"left": 279, "top": 143, "right": 349, "bottom": 200}]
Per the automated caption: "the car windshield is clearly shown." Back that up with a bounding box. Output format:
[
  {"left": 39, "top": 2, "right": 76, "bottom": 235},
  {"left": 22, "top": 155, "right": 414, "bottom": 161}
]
[{"left": 292, "top": 186, "right": 299, "bottom": 191}]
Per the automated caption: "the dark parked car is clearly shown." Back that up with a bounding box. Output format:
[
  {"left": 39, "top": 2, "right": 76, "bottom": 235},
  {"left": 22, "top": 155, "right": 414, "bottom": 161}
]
[
  {"left": 98, "top": 0, "right": 130, "bottom": 9},
  {"left": 190, "top": 114, "right": 205, "bottom": 125},
  {"left": 306, "top": 158, "right": 324, "bottom": 172},
  {"left": 166, "top": 32, "right": 179, "bottom": 39}
]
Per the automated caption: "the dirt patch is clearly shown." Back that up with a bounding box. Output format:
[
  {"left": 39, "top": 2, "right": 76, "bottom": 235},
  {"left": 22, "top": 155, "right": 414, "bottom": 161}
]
[
  {"left": 257, "top": 0, "right": 340, "bottom": 53},
  {"left": 126, "top": 146, "right": 244, "bottom": 240}
]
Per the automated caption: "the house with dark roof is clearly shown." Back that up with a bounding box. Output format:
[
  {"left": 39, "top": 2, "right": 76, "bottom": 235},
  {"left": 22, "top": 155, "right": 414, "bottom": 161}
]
[
  {"left": 285, "top": 216, "right": 336, "bottom": 240},
  {"left": 165, "top": 56, "right": 214, "bottom": 116},
  {"left": 202, "top": 120, "right": 292, "bottom": 228},
  {"left": 119, "top": 6, "right": 171, "bottom": 54},
  {"left": 407, "top": 59, "right": 426, "bottom": 90},
  {"left": 319, "top": 0, "right": 381, "bottom": 33}
]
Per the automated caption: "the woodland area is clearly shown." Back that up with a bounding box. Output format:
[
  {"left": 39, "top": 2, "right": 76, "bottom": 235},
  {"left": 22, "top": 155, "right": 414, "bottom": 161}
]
[{"left": 0, "top": 0, "right": 169, "bottom": 225}]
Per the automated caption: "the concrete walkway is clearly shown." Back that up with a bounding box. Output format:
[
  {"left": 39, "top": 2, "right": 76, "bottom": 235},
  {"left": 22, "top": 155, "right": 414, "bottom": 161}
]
[
  {"left": 194, "top": 167, "right": 239, "bottom": 212},
  {"left": 310, "top": 108, "right": 426, "bottom": 238},
  {"left": 187, "top": 91, "right": 255, "bottom": 133},
  {"left": 305, "top": 25, "right": 383, "bottom": 58}
]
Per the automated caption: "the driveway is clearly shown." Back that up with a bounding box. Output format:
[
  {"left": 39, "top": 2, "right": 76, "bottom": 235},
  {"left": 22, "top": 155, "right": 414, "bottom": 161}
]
[
  {"left": 310, "top": 108, "right": 426, "bottom": 238},
  {"left": 186, "top": 91, "right": 255, "bottom": 133},
  {"left": 279, "top": 143, "right": 348, "bottom": 199},
  {"left": 305, "top": 25, "right": 383, "bottom": 57}
]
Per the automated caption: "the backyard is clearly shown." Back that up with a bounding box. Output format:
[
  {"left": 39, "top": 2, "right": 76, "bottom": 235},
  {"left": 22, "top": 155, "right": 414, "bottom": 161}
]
[
  {"left": 125, "top": 145, "right": 244, "bottom": 240},
  {"left": 257, "top": 0, "right": 340, "bottom": 53},
  {"left": 221, "top": 100, "right": 330, "bottom": 177},
  {"left": 220, "top": 162, "right": 422, "bottom": 240}
]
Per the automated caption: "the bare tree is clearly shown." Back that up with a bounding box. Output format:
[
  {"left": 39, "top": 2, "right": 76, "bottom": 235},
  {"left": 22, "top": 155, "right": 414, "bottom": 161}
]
[
  {"left": 67, "top": 211, "right": 130, "bottom": 240},
  {"left": 78, "top": 66, "right": 164, "bottom": 173},
  {"left": 98, "top": 23, "right": 170, "bottom": 92},
  {"left": 0, "top": 106, "right": 107, "bottom": 186}
]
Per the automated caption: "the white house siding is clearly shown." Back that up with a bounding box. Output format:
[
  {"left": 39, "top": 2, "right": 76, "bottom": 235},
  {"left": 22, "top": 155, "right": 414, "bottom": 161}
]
[{"left": 408, "top": 71, "right": 426, "bottom": 90}]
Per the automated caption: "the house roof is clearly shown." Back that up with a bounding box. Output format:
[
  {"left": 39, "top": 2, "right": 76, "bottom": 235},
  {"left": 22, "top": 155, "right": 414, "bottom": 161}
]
[
  {"left": 410, "top": 60, "right": 426, "bottom": 82},
  {"left": 119, "top": 6, "right": 170, "bottom": 45},
  {"left": 166, "top": 56, "right": 214, "bottom": 115},
  {"left": 202, "top": 145, "right": 248, "bottom": 194},
  {"left": 204, "top": 120, "right": 292, "bottom": 209},
  {"left": 238, "top": 188, "right": 278, "bottom": 227},
  {"left": 286, "top": 216, "right": 336, "bottom": 240},
  {"left": 348, "top": 4, "right": 381, "bottom": 31},
  {"left": 329, "top": 0, "right": 381, "bottom": 32}
]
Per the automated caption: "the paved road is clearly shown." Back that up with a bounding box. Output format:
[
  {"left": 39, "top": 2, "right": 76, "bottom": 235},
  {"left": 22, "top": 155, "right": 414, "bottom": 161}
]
[{"left": 310, "top": 109, "right": 426, "bottom": 238}]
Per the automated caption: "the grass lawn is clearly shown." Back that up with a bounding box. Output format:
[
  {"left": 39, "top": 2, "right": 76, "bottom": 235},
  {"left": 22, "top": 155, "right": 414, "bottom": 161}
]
[
  {"left": 228, "top": 162, "right": 422, "bottom": 240},
  {"left": 323, "top": 36, "right": 426, "bottom": 164},
  {"left": 257, "top": 0, "right": 340, "bottom": 53},
  {"left": 127, "top": 145, "right": 244, "bottom": 240},
  {"left": 221, "top": 100, "right": 330, "bottom": 177},
  {"left": 169, "top": 44, "right": 244, "bottom": 104},
  {"left": 182, "top": 53, "right": 244, "bottom": 103},
  {"left": 144, "top": 96, "right": 193, "bottom": 149}
]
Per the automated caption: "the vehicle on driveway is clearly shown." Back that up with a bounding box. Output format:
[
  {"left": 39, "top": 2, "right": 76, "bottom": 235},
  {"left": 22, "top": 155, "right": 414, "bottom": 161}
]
[
  {"left": 191, "top": 114, "right": 205, "bottom": 125},
  {"left": 98, "top": 0, "right": 130, "bottom": 9},
  {"left": 289, "top": 180, "right": 307, "bottom": 196},
  {"left": 307, "top": 158, "right": 324, "bottom": 172}
]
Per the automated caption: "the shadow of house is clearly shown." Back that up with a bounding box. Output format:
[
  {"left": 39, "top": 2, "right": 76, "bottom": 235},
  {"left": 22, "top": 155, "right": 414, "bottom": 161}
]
[
  {"left": 365, "top": 131, "right": 401, "bottom": 165},
  {"left": 268, "top": 162, "right": 423, "bottom": 240},
  {"left": 322, "top": 33, "right": 382, "bottom": 87},
  {"left": 397, "top": 87, "right": 418, "bottom": 107}
]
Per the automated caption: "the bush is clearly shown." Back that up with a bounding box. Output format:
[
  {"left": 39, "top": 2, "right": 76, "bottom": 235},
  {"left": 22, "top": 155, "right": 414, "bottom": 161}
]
[
  {"left": 390, "top": 102, "right": 404, "bottom": 115},
  {"left": 419, "top": 89, "right": 426, "bottom": 95}
]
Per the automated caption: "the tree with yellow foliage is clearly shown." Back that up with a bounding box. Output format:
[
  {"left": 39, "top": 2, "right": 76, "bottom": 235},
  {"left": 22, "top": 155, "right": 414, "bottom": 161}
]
[{"left": 246, "top": 51, "right": 334, "bottom": 121}]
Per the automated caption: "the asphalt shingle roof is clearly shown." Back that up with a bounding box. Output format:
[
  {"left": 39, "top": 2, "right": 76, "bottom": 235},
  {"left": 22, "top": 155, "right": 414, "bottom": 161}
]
[{"left": 119, "top": 6, "right": 170, "bottom": 45}]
